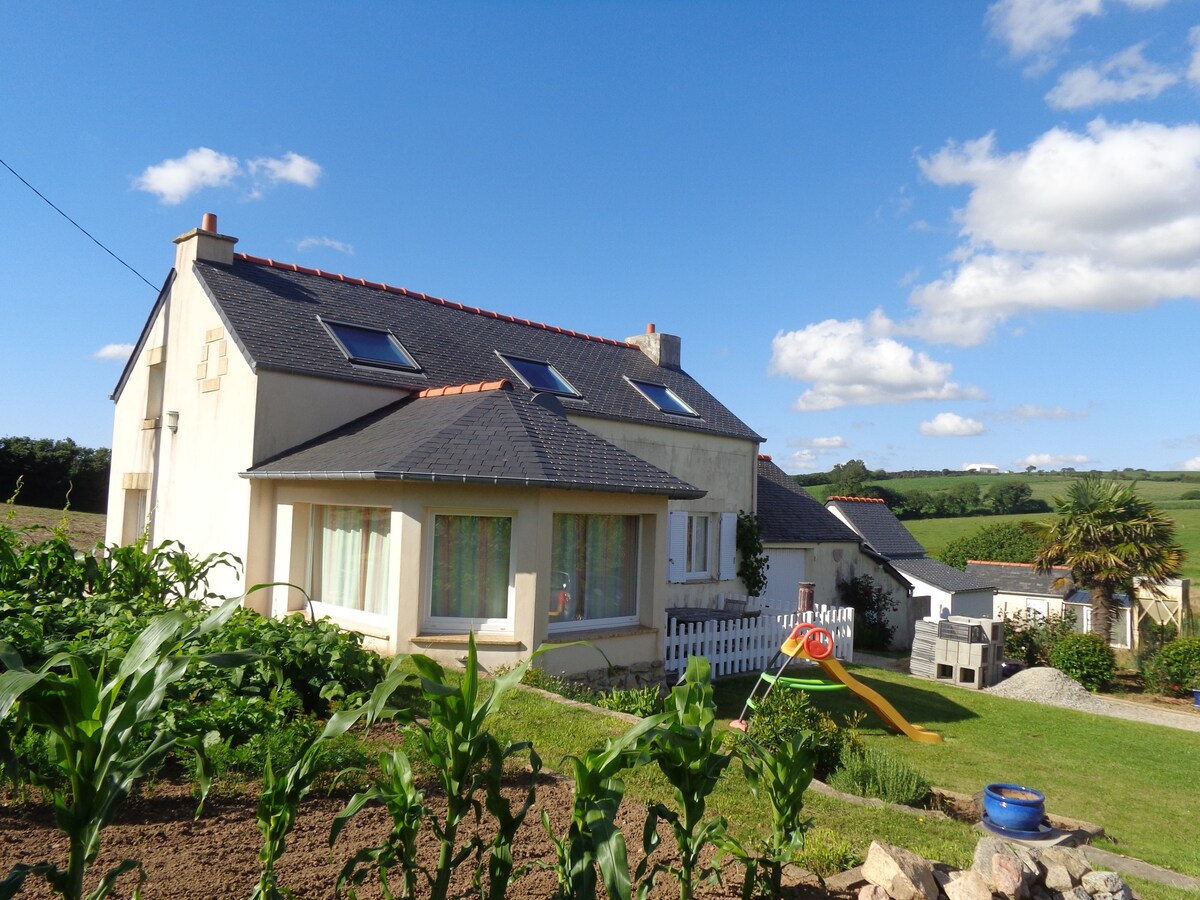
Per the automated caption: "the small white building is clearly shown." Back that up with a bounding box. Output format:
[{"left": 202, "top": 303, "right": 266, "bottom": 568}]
[{"left": 963, "top": 463, "right": 1001, "bottom": 474}]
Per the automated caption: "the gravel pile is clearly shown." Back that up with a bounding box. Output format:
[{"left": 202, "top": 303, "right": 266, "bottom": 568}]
[{"left": 985, "top": 666, "right": 1109, "bottom": 712}]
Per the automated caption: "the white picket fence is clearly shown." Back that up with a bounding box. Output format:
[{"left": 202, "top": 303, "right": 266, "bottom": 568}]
[{"left": 663, "top": 603, "right": 855, "bottom": 678}]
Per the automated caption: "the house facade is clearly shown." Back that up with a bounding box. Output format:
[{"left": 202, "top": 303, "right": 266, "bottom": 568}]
[{"left": 106, "top": 215, "right": 761, "bottom": 673}]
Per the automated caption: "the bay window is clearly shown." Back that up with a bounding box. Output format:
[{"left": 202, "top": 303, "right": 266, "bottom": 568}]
[
  {"left": 550, "top": 513, "right": 639, "bottom": 627},
  {"left": 428, "top": 513, "right": 514, "bottom": 630},
  {"left": 309, "top": 504, "right": 390, "bottom": 616}
]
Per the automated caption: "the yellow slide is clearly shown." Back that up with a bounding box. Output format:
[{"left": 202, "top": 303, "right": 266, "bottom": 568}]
[{"left": 815, "top": 656, "right": 942, "bottom": 744}]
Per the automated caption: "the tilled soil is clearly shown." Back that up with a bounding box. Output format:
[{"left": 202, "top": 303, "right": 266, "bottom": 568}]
[{"left": 0, "top": 774, "right": 833, "bottom": 899}]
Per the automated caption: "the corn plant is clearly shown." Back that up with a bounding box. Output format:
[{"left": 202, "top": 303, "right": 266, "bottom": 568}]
[
  {"left": 331, "top": 747, "right": 429, "bottom": 899},
  {"left": 638, "top": 656, "right": 732, "bottom": 900},
  {"left": 722, "top": 731, "right": 816, "bottom": 899},
  {"left": 0, "top": 595, "right": 246, "bottom": 900},
  {"left": 249, "top": 657, "right": 413, "bottom": 900},
  {"left": 404, "top": 633, "right": 570, "bottom": 900},
  {"left": 542, "top": 713, "right": 664, "bottom": 900}
]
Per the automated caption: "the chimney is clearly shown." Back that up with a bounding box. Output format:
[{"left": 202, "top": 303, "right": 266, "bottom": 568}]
[
  {"left": 173, "top": 212, "right": 238, "bottom": 270},
  {"left": 625, "top": 322, "right": 681, "bottom": 368}
]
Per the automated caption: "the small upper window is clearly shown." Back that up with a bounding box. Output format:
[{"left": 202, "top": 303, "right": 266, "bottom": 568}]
[
  {"left": 498, "top": 353, "right": 580, "bottom": 397},
  {"left": 323, "top": 320, "right": 419, "bottom": 371},
  {"left": 627, "top": 378, "right": 698, "bottom": 417}
]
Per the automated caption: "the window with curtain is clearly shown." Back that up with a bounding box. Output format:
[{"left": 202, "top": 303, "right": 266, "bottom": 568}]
[
  {"left": 686, "top": 512, "right": 709, "bottom": 577},
  {"left": 430, "top": 514, "right": 513, "bottom": 625},
  {"left": 310, "top": 505, "right": 390, "bottom": 615},
  {"left": 550, "top": 514, "right": 639, "bottom": 627}
]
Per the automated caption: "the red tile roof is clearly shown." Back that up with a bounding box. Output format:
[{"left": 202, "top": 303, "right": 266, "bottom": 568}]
[
  {"left": 417, "top": 380, "right": 511, "bottom": 399},
  {"left": 826, "top": 495, "right": 887, "bottom": 503},
  {"left": 235, "top": 253, "right": 635, "bottom": 348}
]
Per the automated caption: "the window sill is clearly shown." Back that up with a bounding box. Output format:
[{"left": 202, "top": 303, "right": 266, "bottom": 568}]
[
  {"left": 412, "top": 633, "right": 524, "bottom": 648},
  {"left": 547, "top": 623, "right": 657, "bottom": 642}
]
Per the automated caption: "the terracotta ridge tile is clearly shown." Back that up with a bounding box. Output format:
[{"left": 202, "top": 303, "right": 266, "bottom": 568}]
[
  {"left": 758, "top": 453, "right": 773, "bottom": 461},
  {"left": 826, "top": 495, "right": 886, "bottom": 503},
  {"left": 967, "top": 559, "right": 1038, "bottom": 568},
  {"left": 234, "top": 253, "right": 636, "bottom": 348},
  {"left": 416, "top": 379, "right": 512, "bottom": 399}
]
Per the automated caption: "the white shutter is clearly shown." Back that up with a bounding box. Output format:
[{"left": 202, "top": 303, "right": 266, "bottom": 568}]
[
  {"left": 719, "top": 512, "right": 737, "bottom": 581},
  {"left": 668, "top": 511, "right": 687, "bottom": 583}
]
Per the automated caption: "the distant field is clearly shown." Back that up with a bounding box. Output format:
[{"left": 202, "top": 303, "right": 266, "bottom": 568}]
[
  {"left": 807, "top": 471, "right": 1200, "bottom": 504},
  {"left": 3, "top": 503, "right": 107, "bottom": 548}
]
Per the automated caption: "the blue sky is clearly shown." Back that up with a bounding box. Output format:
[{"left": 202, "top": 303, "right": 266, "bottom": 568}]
[{"left": 3, "top": 1, "right": 1200, "bottom": 474}]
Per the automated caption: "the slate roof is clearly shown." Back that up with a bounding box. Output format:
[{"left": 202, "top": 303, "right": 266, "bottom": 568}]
[
  {"left": 824, "top": 497, "right": 926, "bottom": 558},
  {"left": 755, "top": 458, "right": 861, "bottom": 543},
  {"left": 193, "top": 256, "right": 761, "bottom": 443},
  {"left": 890, "top": 557, "right": 994, "bottom": 593},
  {"left": 964, "top": 561, "right": 1073, "bottom": 596},
  {"left": 244, "top": 381, "right": 704, "bottom": 498}
]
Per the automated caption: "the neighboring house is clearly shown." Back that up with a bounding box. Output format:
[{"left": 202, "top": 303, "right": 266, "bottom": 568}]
[
  {"left": 963, "top": 463, "right": 1000, "bottom": 474},
  {"left": 755, "top": 457, "right": 913, "bottom": 647},
  {"left": 824, "top": 497, "right": 995, "bottom": 623},
  {"left": 106, "top": 215, "right": 762, "bottom": 673},
  {"left": 964, "top": 560, "right": 1132, "bottom": 649}
]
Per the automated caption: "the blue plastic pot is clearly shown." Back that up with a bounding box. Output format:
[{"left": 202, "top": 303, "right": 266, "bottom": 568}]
[
  {"left": 983, "top": 783, "right": 1046, "bottom": 833},
  {"left": 1193, "top": 688, "right": 1200, "bottom": 709}
]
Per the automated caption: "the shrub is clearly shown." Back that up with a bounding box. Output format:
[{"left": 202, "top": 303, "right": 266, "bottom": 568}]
[
  {"left": 837, "top": 575, "right": 897, "bottom": 652},
  {"left": 595, "top": 684, "right": 662, "bottom": 717},
  {"left": 1050, "top": 632, "right": 1115, "bottom": 691},
  {"left": 736, "top": 510, "right": 769, "bottom": 597},
  {"left": 1002, "top": 608, "right": 1077, "bottom": 667},
  {"left": 1180, "top": 490, "right": 1200, "bottom": 500},
  {"left": 1142, "top": 636, "right": 1200, "bottom": 697},
  {"left": 794, "top": 827, "right": 861, "bottom": 878},
  {"left": 829, "top": 745, "right": 931, "bottom": 807},
  {"left": 740, "top": 685, "right": 860, "bottom": 780},
  {"left": 939, "top": 522, "right": 1040, "bottom": 570}
]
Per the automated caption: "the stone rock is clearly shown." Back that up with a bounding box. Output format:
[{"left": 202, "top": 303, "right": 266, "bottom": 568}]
[
  {"left": 1012, "top": 845, "right": 1043, "bottom": 884},
  {"left": 1030, "top": 886, "right": 1054, "bottom": 900},
  {"left": 1054, "top": 887, "right": 1091, "bottom": 900},
  {"left": 973, "top": 836, "right": 1016, "bottom": 878},
  {"left": 993, "top": 853, "right": 1027, "bottom": 900},
  {"left": 943, "top": 869, "right": 993, "bottom": 900},
  {"left": 1041, "top": 847, "right": 1090, "bottom": 884},
  {"left": 859, "top": 885, "right": 890, "bottom": 900},
  {"left": 862, "top": 841, "right": 940, "bottom": 900},
  {"left": 1043, "top": 862, "right": 1075, "bottom": 892},
  {"left": 933, "top": 870, "right": 953, "bottom": 888},
  {"left": 825, "top": 866, "right": 868, "bottom": 893},
  {"left": 1082, "top": 871, "right": 1125, "bottom": 895}
]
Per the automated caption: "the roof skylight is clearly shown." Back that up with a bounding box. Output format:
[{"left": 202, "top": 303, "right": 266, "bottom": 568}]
[
  {"left": 498, "top": 353, "right": 580, "bottom": 397},
  {"left": 627, "top": 378, "right": 698, "bottom": 417},
  {"left": 323, "top": 320, "right": 420, "bottom": 371}
]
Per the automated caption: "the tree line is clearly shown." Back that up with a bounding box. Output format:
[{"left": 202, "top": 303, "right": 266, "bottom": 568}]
[{"left": 1, "top": 436, "right": 110, "bottom": 514}]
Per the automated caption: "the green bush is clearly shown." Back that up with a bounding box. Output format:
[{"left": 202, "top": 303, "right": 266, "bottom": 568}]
[
  {"left": 741, "top": 685, "right": 861, "bottom": 780},
  {"left": 837, "top": 575, "right": 898, "bottom": 652},
  {"left": 1180, "top": 490, "right": 1200, "bottom": 500},
  {"left": 595, "top": 684, "right": 662, "bottom": 717},
  {"left": 1002, "top": 608, "right": 1077, "bottom": 667},
  {"left": 1142, "top": 636, "right": 1200, "bottom": 696},
  {"left": 794, "top": 827, "right": 862, "bottom": 878},
  {"left": 1050, "top": 632, "right": 1115, "bottom": 691},
  {"left": 828, "top": 745, "right": 931, "bottom": 807}
]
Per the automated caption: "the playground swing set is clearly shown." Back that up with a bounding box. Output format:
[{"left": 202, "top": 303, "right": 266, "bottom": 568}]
[{"left": 729, "top": 622, "right": 942, "bottom": 744}]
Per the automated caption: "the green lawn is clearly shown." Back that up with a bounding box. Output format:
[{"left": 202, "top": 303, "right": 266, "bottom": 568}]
[{"left": 489, "top": 667, "right": 1199, "bottom": 898}]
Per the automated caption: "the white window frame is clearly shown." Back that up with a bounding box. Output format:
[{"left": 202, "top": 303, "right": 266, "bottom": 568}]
[
  {"left": 306, "top": 503, "right": 391, "bottom": 628},
  {"left": 548, "top": 513, "right": 641, "bottom": 634},
  {"left": 423, "top": 509, "right": 516, "bottom": 634}
]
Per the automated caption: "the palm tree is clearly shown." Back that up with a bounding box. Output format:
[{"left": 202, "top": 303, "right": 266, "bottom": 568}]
[{"left": 1027, "top": 477, "right": 1184, "bottom": 639}]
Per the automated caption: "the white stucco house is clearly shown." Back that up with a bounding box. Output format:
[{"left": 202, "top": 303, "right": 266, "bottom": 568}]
[
  {"left": 824, "top": 496, "right": 995, "bottom": 623},
  {"left": 106, "top": 214, "right": 764, "bottom": 673}
]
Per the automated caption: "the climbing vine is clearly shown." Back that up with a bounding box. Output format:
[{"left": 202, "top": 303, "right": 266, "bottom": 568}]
[{"left": 735, "top": 510, "right": 770, "bottom": 597}]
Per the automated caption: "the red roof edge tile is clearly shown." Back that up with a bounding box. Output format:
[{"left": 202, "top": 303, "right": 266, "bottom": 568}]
[
  {"left": 234, "top": 253, "right": 637, "bottom": 348},
  {"left": 758, "top": 453, "right": 773, "bottom": 461},
  {"left": 826, "top": 496, "right": 887, "bottom": 504},
  {"left": 416, "top": 379, "right": 511, "bottom": 399},
  {"left": 966, "top": 560, "right": 1041, "bottom": 569}
]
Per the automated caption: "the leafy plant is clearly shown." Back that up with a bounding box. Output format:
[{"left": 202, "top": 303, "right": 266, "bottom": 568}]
[
  {"left": 793, "top": 827, "right": 861, "bottom": 878},
  {"left": 723, "top": 730, "right": 817, "bottom": 899},
  {"left": 829, "top": 745, "right": 931, "bottom": 806},
  {"left": 595, "top": 685, "right": 662, "bottom": 717},
  {"left": 739, "top": 685, "right": 860, "bottom": 780},
  {"left": 938, "top": 521, "right": 1040, "bottom": 570},
  {"left": 1142, "top": 636, "right": 1200, "bottom": 696},
  {"left": 1050, "top": 632, "right": 1115, "bottom": 691},
  {"left": 541, "top": 714, "right": 663, "bottom": 900},
  {"left": 1001, "top": 608, "right": 1077, "bottom": 667},
  {"left": 735, "top": 511, "right": 769, "bottom": 598},
  {"left": 0, "top": 596, "right": 247, "bottom": 900},
  {"left": 837, "top": 575, "right": 897, "bottom": 652},
  {"left": 639, "top": 656, "right": 732, "bottom": 900}
]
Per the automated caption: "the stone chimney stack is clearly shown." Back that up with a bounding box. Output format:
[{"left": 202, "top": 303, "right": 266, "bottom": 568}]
[
  {"left": 625, "top": 322, "right": 681, "bottom": 368},
  {"left": 173, "top": 212, "right": 238, "bottom": 271}
]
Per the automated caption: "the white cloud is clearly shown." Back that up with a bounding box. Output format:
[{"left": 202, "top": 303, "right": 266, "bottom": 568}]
[
  {"left": 248, "top": 152, "right": 322, "bottom": 188},
  {"left": 94, "top": 343, "right": 134, "bottom": 362},
  {"left": 1046, "top": 43, "right": 1177, "bottom": 108},
  {"left": 297, "top": 236, "right": 354, "bottom": 255},
  {"left": 788, "top": 449, "right": 819, "bottom": 471},
  {"left": 769, "top": 317, "right": 984, "bottom": 410},
  {"left": 1017, "top": 452, "right": 1094, "bottom": 468},
  {"left": 920, "top": 413, "right": 986, "bottom": 436},
  {"left": 134, "top": 148, "right": 239, "bottom": 205},
  {"left": 1188, "top": 26, "right": 1200, "bottom": 84},
  {"left": 1004, "top": 403, "right": 1088, "bottom": 419},
  {"left": 1183, "top": 456, "right": 1200, "bottom": 471},
  {"left": 910, "top": 120, "right": 1200, "bottom": 345},
  {"left": 987, "top": 0, "right": 1167, "bottom": 61},
  {"left": 809, "top": 436, "right": 847, "bottom": 449}
]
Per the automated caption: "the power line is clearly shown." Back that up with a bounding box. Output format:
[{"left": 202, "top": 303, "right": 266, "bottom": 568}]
[{"left": 0, "top": 155, "right": 158, "bottom": 291}]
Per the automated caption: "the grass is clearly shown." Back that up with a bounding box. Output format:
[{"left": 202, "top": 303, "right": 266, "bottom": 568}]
[
  {"left": 489, "top": 666, "right": 1199, "bottom": 899},
  {"left": 1, "top": 502, "right": 107, "bottom": 548}
]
